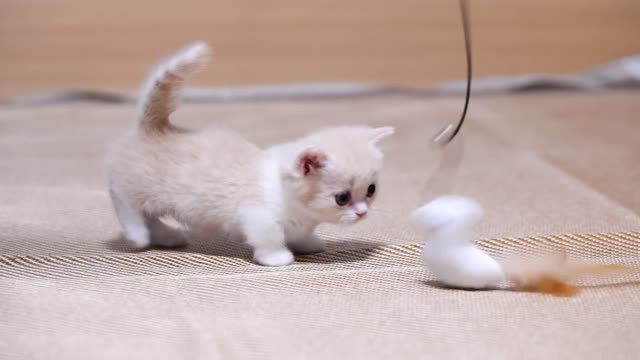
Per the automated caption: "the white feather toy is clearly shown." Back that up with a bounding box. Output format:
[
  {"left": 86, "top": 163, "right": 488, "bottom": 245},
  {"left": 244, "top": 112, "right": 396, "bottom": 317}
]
[
  {"left": 413, "top": 195, "right": 504, "bottom": 289},
  {"left": 412, "top": 195, "right": 633, "bottom": 296}
]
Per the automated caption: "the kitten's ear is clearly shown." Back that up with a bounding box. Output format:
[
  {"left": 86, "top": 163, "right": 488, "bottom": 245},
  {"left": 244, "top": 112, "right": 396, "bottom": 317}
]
[
  {"left": 369, "top": 127, "right": 395, "bottom": 145},
  {"left": 296, "top": 147, "right": 328, "bottom": 176}
]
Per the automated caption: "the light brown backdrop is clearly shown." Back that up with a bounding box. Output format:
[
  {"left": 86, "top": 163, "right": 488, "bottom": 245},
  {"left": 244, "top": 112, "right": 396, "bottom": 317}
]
[{"left": 1, "top": 0, "right": 639, "bottom": 99}]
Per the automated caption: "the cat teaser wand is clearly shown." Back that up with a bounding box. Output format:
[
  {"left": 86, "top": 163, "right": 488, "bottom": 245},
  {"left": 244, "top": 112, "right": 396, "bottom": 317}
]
[{"left": 418, "top": 1, "right": 633, "bottom": 296}]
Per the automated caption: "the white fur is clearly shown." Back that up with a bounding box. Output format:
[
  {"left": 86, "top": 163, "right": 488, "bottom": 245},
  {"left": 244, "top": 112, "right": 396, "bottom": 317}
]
[
  {"left": 413, "top": 195, "right": 505, "bottom": 289},
  {"left": 106, "top": 42, "right": 394, "bottom": 266}
]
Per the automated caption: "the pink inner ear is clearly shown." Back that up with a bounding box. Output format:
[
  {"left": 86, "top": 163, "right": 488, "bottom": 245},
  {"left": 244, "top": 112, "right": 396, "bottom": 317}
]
[{"left": 300, "top": 151, "right": 325, "bottom": 176}]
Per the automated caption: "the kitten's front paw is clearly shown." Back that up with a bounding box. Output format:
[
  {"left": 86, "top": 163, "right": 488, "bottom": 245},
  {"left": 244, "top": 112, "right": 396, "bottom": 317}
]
[
  {"left": 254, "top": 248, "right": 295, "bottom": 266},
  {"left": 288, "top": 235, "right": 326, "bottom": 255}
]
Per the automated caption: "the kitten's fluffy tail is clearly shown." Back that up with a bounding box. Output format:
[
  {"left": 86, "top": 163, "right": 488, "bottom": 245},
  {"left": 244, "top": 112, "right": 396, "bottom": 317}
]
[{"left": 137, "top": 41, "right": 212, "bottom": 131}]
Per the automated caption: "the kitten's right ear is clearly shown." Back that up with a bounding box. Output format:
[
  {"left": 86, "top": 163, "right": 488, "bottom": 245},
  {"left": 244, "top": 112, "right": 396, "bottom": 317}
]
[{"left": 296, "top": 147, "right": 328, "bottom": 176}]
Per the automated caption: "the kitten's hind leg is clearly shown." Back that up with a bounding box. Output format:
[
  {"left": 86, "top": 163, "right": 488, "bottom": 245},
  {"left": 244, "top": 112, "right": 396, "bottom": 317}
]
[
  {"left": 109, "top": 189, "right": 150, "bottom": 249},
  {"left": 241, "top": 210, "right": 294, "bottom": 266},
  {"left": 146, "top": 217, "right": 189, "bottom": 248}
]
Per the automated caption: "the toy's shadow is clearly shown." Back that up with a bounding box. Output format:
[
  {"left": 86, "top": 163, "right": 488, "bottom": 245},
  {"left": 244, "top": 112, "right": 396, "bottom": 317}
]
[
  {"left": 421, "top": 280, "right": 503, "bottom": 292},
  {"left": 107, "top": 229, "right": 382, "bottom": 264}
]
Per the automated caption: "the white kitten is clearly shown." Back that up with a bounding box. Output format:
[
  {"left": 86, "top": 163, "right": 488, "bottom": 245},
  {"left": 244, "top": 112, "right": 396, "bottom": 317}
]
[{"left": 106, "top": 41, "right": 394, "bottom": 266}]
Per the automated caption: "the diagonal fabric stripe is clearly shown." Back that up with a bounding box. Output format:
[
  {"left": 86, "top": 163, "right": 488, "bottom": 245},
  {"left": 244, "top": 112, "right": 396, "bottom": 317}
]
[{"left": 1, "top": 231, "right": 638, "bottom": 280}]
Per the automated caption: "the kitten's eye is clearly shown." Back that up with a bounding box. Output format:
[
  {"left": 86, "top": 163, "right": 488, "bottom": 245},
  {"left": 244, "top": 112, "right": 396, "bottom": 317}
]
[
  {"left": 334, "top": 191, "right": 351, "bottom": 206},
  {"left": 366, "top": 183, "right": 376, "bottom": 197}
]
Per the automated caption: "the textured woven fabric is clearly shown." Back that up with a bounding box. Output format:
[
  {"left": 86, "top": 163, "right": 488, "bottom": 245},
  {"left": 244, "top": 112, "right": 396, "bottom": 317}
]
[{"left": 1, "top": 91, "right": 640, "bottom": 359}]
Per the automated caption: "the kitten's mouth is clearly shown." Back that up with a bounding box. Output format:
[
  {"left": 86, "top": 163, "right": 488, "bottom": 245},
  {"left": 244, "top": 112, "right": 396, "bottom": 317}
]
[{"left": 339, "top": 215, "right": 359, "bottom": 225}]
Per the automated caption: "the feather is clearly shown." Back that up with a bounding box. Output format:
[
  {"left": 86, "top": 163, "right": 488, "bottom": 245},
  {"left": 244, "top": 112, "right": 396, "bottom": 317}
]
[{"left": 503, "top": 251, "right": 636, "bottom": 297}]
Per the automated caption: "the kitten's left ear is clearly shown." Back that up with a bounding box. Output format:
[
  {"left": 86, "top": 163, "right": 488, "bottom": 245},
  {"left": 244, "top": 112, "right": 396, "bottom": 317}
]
[
  {"left": 296, "top": 147, "right": 328, "bottom": 176},
  {"left": 369, "top": 127, "right": 395, "bottom": 145}
]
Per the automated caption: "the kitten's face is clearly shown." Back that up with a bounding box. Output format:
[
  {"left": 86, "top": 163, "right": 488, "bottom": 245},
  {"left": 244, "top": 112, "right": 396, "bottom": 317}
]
[
  {"left": 306, "top": 170, "right": 380, "bottom": 224},
  {"left": 288, "top": 126, "right": 394, "bottom": 224}
]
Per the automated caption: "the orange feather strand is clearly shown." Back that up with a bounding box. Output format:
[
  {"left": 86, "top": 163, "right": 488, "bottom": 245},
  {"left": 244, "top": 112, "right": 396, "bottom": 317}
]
[{"left": 503, "top": 252, "right": 636, "bottom": 297}]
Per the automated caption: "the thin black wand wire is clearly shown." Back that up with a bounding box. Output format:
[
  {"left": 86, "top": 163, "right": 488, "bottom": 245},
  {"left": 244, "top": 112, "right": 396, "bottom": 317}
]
[
  {"left": 421, "top": 0, "right": 472, "bottom": 201},
  {"left": 434, "top": 0, "right": 472, "bottom": 144},
  {"left": 450, "top": 0, "right": 472, "bottom": 142}
]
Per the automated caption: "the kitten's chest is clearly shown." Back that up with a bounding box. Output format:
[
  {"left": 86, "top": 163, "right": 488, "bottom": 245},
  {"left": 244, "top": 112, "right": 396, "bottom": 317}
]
[{"left": 281, "top": 212, "right": 316, "bottom": 238}]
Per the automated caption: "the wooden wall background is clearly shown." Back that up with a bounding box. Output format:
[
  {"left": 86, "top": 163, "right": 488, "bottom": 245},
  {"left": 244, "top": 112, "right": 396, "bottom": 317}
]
[{"left": 1, "top": 0, "right": 639, "bottom": 99}]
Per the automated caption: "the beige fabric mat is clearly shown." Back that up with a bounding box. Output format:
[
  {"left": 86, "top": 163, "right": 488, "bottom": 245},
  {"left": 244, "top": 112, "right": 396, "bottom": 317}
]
[{"left": 1, "top": 91, "right": 640, "bottom": 359}]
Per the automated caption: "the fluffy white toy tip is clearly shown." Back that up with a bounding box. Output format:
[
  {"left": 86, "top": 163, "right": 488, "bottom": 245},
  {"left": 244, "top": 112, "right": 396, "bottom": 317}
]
[
  {"left": 412, "top": 195, "right": 484, "bottom": 234},
  {"left": 414, "top": 195, "right": 504, "bottom": 289}
]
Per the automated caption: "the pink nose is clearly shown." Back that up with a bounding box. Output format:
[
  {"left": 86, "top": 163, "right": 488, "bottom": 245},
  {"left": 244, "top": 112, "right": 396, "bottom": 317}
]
[{"left": 356, "top": 210, "right": 368, "bottom": 218}]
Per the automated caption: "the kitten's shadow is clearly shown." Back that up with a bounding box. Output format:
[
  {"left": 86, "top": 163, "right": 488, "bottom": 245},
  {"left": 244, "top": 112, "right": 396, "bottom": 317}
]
[
  {"left": 106, "top": 228, "right": 252, "bottom": 259},
  {"left": 296, "top": 238, "right": 387, "bottom": 264},
  {"left": 106, "top": 231, "right": 380, "bottom": 264}
]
